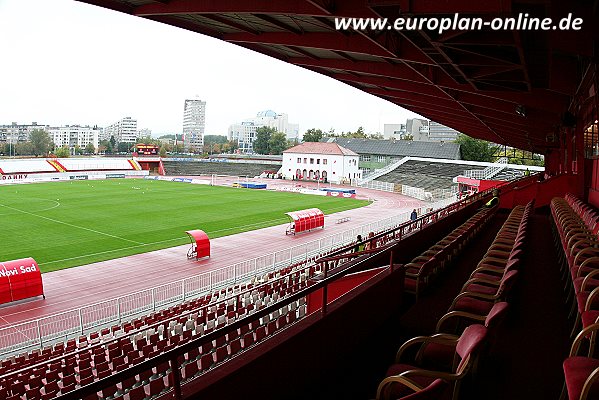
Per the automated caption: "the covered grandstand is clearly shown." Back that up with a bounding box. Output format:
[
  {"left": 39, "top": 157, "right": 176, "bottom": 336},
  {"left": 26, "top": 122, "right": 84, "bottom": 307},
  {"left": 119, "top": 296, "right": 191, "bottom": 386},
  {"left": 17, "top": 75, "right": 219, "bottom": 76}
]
[
  {"left": 162, "top": 160, "right": 280, "bottom": 178},
  {"left": 372, "top": 158, "right": 538, "bottom": 190},
  {"left": 1, "top": 1, "right": 597, "bottom": 400}
]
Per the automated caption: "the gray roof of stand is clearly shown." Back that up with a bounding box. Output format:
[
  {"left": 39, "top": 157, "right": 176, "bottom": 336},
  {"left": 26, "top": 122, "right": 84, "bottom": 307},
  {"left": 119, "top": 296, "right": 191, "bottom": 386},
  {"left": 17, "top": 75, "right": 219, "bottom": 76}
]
[{"left": 325, "top": 138, "right": 461, "bottom": 160}]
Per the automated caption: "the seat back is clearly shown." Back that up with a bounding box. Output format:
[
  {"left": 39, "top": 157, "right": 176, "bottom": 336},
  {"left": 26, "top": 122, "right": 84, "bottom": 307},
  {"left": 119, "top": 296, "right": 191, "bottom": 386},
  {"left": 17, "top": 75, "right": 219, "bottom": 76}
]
[
  {"left": 496, "top": 270, "right": 519, "bottom": 299},
  {"left": 455, "top": 324, "right": 488, "bottom": 375},
  {"left": 484, "top": 302, "right": 509, "bottom": 331}
]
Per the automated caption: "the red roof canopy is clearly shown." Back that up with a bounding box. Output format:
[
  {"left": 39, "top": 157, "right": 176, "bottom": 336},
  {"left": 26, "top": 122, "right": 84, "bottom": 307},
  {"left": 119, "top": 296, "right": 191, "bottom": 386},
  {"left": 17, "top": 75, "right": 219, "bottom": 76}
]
[{"left": 77, "top": 0, "right": 597, "bottom": 154}]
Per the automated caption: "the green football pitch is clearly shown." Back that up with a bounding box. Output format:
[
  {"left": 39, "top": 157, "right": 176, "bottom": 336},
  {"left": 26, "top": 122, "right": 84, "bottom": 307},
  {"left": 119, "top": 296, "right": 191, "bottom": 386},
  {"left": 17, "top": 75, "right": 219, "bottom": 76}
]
[{"left": 0, "top": 179, "right": 369, "bottom": 273}]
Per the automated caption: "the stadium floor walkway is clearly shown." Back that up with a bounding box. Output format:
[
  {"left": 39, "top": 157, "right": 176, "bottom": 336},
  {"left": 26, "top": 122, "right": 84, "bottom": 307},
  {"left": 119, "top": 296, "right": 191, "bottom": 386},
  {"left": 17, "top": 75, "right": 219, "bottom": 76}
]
[{"left": 0, "top": 182, "right": 422, "bottom": 328}]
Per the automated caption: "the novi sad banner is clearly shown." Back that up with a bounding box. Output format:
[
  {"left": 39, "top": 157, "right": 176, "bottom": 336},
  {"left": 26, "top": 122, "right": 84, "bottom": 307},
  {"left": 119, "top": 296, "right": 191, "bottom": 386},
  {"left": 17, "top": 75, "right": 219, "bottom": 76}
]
[{"left": 0, "top": 258, "right": 45, "bottom": 305}]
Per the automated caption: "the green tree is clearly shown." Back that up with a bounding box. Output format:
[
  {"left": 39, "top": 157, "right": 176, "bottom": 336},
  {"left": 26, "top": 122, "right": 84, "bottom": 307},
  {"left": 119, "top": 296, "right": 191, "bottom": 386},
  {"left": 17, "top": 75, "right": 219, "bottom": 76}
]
[
  {"left": 109, "top": 136, "right": 116, "bottom": 150},
  {"left": 454, "top": 134, "right": 499, "bottom": 162},
  {"left": 303, "top": 128, "right": 323, "bottom": 142},
  {"left": 341, "top": 126, "right": 368, "bottom": 138},
  {"left": 159, "top": 146, "right": 167, "bottom": 157},
  {"left": 74, "top": 145, "right": 83, "bottom": 155},
  {"left": 268, "top": 132, "right": 289, "bottom": 155},
  {"left": 54, "top": 146, "right": 70, "bottom": 158},
  {"left": 227, "top": 140, "right": 238, "bottom": 153},
  {"left": 117, "top": 142, "right": 131, "bottom": 153},
  {"left": 204, "top": 135, "right": 227, "bottom": 144},
  {"left": 85, "top": 143, "right": 96, "bottom": 154},
  {"left": 253, "top": 126, "right": 276, "bottom": 154},
  {"left": 401, "top": 133, "right": 414, "bottom": 141},
  {"left": 29, "top": 129, "right": 52, "bottom": 156},
  {"left": 99, "top": 139, "right": 112, "bottom": 154},
  {"left": 15, "top": 142, "right": 34, "bottom": 155}
]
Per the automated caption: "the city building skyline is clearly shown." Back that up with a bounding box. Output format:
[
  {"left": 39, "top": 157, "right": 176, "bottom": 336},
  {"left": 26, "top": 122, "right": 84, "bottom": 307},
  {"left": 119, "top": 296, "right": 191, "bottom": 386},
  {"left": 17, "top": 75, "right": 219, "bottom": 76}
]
[
  {"left": 383, "top": 118, "right": 461, "bottom": 142},
  {"left": 228, "top": 110, "right": 299, "bottom": 153}
]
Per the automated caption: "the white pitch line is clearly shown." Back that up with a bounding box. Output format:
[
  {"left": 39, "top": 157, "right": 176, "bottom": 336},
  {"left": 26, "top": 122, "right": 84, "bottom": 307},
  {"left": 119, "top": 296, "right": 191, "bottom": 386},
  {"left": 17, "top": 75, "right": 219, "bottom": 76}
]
[
  {"left": 0, "top": 199, "right": 61, "bottom": 216},
  {"left": 0, "top": 203, "right": 144, "bottom": 245}
]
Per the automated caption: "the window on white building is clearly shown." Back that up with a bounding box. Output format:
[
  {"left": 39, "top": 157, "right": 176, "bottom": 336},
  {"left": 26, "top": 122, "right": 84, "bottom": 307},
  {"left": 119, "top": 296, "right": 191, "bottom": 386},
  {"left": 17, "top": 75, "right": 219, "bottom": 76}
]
[
  {"left": 360, "top": 155, "right": 371, "bottom": 162},
  {"left": 310, "top": 158, "right": 314, "bottom": 164},
  {"left": 304, "top": 158, "right": 307, "bottom": 163},
  {"left": 323, "top": 159, "right": 327, "bottom": 165},
  {"left": 297, "top": 157, "right": 301, "bottom": 163},
  {"left": 317, "top": 159, "right": 320, "bottom": 164}
]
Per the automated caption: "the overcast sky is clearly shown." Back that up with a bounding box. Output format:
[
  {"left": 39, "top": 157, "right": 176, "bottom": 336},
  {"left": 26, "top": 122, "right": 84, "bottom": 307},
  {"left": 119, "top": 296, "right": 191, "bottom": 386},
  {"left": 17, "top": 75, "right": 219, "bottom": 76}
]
[{"left": 0, "top": 0, "right": 422, "bottom": 137}]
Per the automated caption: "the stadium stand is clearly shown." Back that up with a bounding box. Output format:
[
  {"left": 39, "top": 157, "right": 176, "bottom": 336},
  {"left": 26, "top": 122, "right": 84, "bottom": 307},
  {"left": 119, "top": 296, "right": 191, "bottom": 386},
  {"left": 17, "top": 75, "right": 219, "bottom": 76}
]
[
  {"left": 0, "top": 158, "right": 139, "bottom": 174},
  {"left": 0, "top": 159, "right": 58, "bottom": 174},
  {"left": 327, "top": 138, "right": 462, "bottom": 160},
  {"left": 374, "top": 160, "right": 525, "bottom": 190},
  {"left": 376, "top": 201, "right": 531, "bottom": 400},
  {"left": 162, "top": 161, "right": 278, "bottom": 177},
  {"left": 58, "top": 158, "right": 139, "bottom": 172},
  {"left": 403, "top": 207, "right": 495, "bottom": 298}
]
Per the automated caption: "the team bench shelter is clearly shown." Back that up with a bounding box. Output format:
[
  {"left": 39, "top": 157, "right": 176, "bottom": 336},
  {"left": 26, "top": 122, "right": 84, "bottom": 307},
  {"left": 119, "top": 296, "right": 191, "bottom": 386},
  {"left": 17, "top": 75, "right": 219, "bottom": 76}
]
[{"left": 285, "top": 208, "right": 325, "bottom": 235}]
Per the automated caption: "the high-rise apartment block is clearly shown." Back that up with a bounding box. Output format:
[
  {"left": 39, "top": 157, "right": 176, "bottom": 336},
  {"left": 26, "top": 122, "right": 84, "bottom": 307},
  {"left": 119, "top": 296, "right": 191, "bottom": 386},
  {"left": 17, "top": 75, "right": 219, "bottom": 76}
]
[
  {"left": 183, "top": 99, "right": 206, "bottom": 151},
  {"left": 103, "top": 117, "right": 138, "bottom": 143}
]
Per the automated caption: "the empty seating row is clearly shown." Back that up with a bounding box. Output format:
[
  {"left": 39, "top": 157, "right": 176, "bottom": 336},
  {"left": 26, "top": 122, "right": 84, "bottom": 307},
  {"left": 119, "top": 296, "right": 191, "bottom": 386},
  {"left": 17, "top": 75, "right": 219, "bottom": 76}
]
[
  {"left": 447, "top": 202, "right": 532, "bottom": 317},
  {"left": 550, "top": 194, "right": 599, "bottom": 399},
  {"left": 403, "top": 207, "right": 495, "bottom": 298},
  {"left": 375, "top": 201, "right": 532, "bottom": 399}
]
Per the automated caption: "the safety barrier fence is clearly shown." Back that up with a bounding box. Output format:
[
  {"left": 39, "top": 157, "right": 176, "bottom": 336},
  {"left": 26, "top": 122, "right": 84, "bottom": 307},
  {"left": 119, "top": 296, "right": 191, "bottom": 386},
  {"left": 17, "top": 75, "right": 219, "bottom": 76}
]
[
  {"left": 356, "top": 180, "right": 395, "bottom": 192},
  {"left": 0, "top": 182, "right": 462, "bottom": 356}
]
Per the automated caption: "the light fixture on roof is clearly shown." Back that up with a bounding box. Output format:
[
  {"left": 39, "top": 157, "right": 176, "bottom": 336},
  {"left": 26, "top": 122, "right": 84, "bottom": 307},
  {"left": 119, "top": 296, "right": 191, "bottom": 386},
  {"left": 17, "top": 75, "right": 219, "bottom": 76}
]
[{"left": 515, "top": 105, "right": 527, "bottom": 117}]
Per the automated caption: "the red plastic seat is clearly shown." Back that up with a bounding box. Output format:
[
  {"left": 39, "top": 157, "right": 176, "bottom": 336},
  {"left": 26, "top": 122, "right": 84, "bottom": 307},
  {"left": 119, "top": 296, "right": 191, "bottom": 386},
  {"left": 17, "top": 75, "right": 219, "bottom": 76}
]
[{"left": 377, "top": 324, "right": 488, "bottom": 400}]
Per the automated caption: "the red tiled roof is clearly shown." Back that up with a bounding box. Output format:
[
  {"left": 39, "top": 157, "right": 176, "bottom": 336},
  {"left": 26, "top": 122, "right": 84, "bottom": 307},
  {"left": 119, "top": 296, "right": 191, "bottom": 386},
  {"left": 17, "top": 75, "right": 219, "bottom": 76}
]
[{"left": 284, "top": 142, "right": 358, "bottom": 156}]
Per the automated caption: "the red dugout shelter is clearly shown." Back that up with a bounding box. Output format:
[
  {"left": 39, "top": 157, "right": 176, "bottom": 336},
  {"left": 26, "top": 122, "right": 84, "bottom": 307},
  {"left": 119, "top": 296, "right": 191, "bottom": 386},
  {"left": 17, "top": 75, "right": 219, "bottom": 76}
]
[
  {"left": 285, "top": 208, "right": 324, "bottom": 235},
  {"left": 185, "top": 230, "right": 211, "bottom": 260}
]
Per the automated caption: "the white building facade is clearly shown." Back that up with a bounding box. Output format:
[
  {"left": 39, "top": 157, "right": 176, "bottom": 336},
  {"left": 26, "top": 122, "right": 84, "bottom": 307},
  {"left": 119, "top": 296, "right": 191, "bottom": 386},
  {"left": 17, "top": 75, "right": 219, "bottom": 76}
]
[
  {"left": 103, "top": 117, "right": 138, "bottom": 143},
  {"left": 228, "top": 110, "right": 299, "bottom": 153},
  {"left": 282, "top": 142, "right": 360, "bottom": 184},
  {"left": 183, "top": 98, "right": 206, "bottom": 151},
  {"left": 0, "top": 122, "right": 50, "bottom": 144},
  {"left": 48, "top": 125, "right": 101, "bottom": 151}
]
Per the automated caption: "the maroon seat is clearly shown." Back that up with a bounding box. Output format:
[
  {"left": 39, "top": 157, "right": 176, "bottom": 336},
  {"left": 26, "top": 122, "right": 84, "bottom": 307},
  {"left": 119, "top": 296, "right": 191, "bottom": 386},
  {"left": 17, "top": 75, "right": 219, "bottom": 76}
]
[
  {"left": 449, "top": 271, "right": 518, "bottom": 315},
  {"left": 377, "top": 325, "right": 488, "bottom": 400},
  {"left": 563, "top": 357, "right": 599, "bottom": 400}
]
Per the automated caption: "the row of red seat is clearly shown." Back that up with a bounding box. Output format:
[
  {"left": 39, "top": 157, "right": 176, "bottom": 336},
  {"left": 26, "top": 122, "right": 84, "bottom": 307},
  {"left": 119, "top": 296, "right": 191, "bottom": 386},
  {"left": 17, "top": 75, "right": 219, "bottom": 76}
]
[
  {"left": 404, "top": 207, "right": 496, "bottom": 299},
  {"left": 0, "top": 263, "right": 315, "bottom": 399},
  {"left": 550, "top": 194, "right": 599, "bottom": 400},
  {"left": 375, "top": 201, "right": 532, "bottom": 400}
]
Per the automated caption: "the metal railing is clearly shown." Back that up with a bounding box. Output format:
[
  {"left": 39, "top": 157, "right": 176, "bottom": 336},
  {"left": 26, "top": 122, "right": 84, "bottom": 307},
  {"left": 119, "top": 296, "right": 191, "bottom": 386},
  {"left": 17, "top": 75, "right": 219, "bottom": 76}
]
[
  {"left": 358, "top": 157, "right": 407, "bottom": 184},
  {"left": 463, "top": 157, "right": 508, "bottom": 180},
  {"left": 356, "top": 180, "right": 395, "bottom": 192}
]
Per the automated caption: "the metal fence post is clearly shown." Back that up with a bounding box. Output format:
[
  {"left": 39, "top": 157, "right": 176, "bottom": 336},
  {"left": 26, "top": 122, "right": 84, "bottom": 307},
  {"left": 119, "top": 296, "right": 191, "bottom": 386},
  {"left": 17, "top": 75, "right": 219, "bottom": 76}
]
[
  {"left": 151, "top": 288, "right": 156, "bottom": 312},
  {"left": 36, "top": 320, "right": 43, "bottom": 349},
  {"left": 117, "top": 298, "right": 122, "bottom": 324},
  {"left": 78, "top": 308, "right": 84, "bottom": 335}
]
